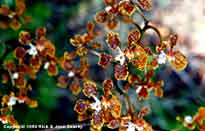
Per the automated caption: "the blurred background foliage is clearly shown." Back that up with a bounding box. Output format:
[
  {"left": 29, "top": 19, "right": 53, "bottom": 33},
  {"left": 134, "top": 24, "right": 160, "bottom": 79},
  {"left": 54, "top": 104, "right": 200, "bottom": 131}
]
[{"left": 0, "top": 0, "right": 205, "bottom": 131}]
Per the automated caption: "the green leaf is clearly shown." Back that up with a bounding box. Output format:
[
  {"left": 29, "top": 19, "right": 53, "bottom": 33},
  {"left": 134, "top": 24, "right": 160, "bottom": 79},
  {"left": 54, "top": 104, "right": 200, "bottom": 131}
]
[
  {"left": 36, "top": 71, "right": 59, "bottom": 109},
  {"left": 0, "top": 29, "right": 19, "bottom": 41},
  {"left": 128, "top": 62, "right": 144, "bottom": 78},
  {"left": 147, "top": 55, "right": 154, "bottom": 64},
  {"left": 25, "top": 3, "right": 51, "bottom": 30},
  {"left": 4, "top": 110, "right": 12, "bottom": 115},
  {"left": 23, "top": 108, "right": 49, "bottom": 124},
  {"left": 0, "top": 43, "right": 6, "bottom": 59},
  {"left": 2, "top": 0, "right": 15, "bottom": 7},
  {"left": 3, "top": 51, "right": 15, "bottom": 64}
]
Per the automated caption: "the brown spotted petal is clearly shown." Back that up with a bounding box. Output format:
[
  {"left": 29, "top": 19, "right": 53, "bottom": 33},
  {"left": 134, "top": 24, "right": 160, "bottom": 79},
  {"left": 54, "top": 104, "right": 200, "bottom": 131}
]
[
  {"left": 103, "top": 0, "right": 116, "bottom": 6},
  {"left": 133, "top": 118, "right": 154, "bottom": 131},
  {"left": 10, "top": 18, "right": 21, "bottom": 30},
  {"left": 36, "top": 27, "right": 46, "bottom": 39},
  {"left": 91, "top": 111, "right": 104, "bottom": 130},
  {"left": 1, "top": 73, "right": 10, "bottom": 84},
  {"left": 124, "top": 46, "right": 135, "bottom": 61},
  {"left": 0, "top": 5, "right": 10, "bottom": 16},
  {"left": 106, "top": 32, "right": 120, "bottom": 49},
  {"left": 87, "top": 21, "right": 95, "bottom": 32},
  {"left": 69, "top": 80, "right": 81, "bottom": 95},
  {"left": 15, "top": 0, "right": 26, "bottom": 16},
  {"left": 107, "top": 4, "right": 119, "bottom": 14},
  {"left": 83, "top": 80, "right": 97, "bottom": 98},
  {"left": 74, "top": 99, "right": 89, "bottom": 115},
  {"left": 150, "top": 58, "right": 159, "bottom": 69},
  {"left": 152, "top": 80, "right": 164, "bottom": 97},
  {"left": 137, "top": 86, "right": 149, "bottom": 99},
  {"left": 77, "top": 113, "right": 89, "bottom": 122},
  {"left": 106, "top": 17, "right": 119, "bottom": 30},
  {"left": 0, "top": 21, "right": 9, "bottom": 29},
  {"left": 138, "top": 106, "right": 151, "bottom": 119},
  {"left": 15, "top": 74, "right": 26, "bottom": 88},
  {"left": 120, "top": 115, "right": 132, "bottom": 127},
  {"left": 154, "top": 86, "right": 163, "bottom": 98},
  {"left": 91, "top": 42, "right": 102, "bottom": 49},
  {"left": 23, "top": 15, "right": 32, "bottom": 23},
  {"left": 199, "top": 125, "right": 205, "bottom": 131},
  {"left": 109, "top": 95, "right": 122, "bottom": 118},
  {"left": 82, "top": 33, "right": 94, "bottom": 44},
  {"left": 18, "top": 64, "right": 31, "bottom": 74},
  {"left": 136, "top": 0, "right": 152, "bottom": 11},
  {"left": 44, "top": 40, "right": 56, "bottom": 57},
  {"left": 119, "top": 127, "right": 127, "bottom": 131},
  {"left": 30, "top": 56, "right": 42, "bottom": 69},
  {"left": 60, "top": 59, "right": 73, "bottom": 71},
  {"left": 179, "top": 116, "right": 196, "bottom": 131},
  {"left": 107, "top": 119, "right": 120, "bottom": 129},
  {"left": 57, "top": 75, "right": 69, "bottom": 88},
  {"left": 103, "top": 109, "right": 114, "bottom": 123},
  {"left": 123, "top": 83, "right": 130, "bottom": 93},
  {"left": 76, "top": 66, "right": 89, "bottom": 79},
  {"left": 128, "top": 28, "right": 141, "bottom": 43},
  {"left": 15, "top": 47, "right": 26, "bottom": 59},
  {"left": 102, "top": 79, "right": 113, "bottom": 93},
  {"left": 90, "top": 126, "right": 101, "bottom": 131},
  {"left": 47, "top": 61, "right": 58, "bottom": 76},
  {"left": 25, "top": 98, "right": 38, "bottom": 108},
  {"left": 95, "top": 11, "right": 108, "bottom": 24},
  {"left": 98, "top": 53, "right": 112, "bottom": 68},
  {"left": 4, "top": 61, "right": 16, "bottom": 71},
  {"left": 168, "top": 50, "right": 188, "bottom": 71},
  {"left": 118, "top": 1, "right": 136, "bottom": 16},
  {"left": 121, "top": 15, "right": 133, "bottom": 23},
  {"left": 156, "top": 41, "right": 169, "bottom": 53},
  {"left": 76, "top": 46, "right": 88, "bottom": 56},
  {"left": 63, "top": 51, "right": 76, "bottom": 60},
  {"left": 193, "top": 107, "right": 205, "bottom": 125},
  {"left": 114, "top": 64, "right": 129, "bottom": 80},
  {"left": 76, "top": 58, "right": 89, "bottom": 79},
  {"left": 169, "top": 34, "right": 178, "bottom": 48},
  {"left": 19, "top": 31, "right": 31, "bottom": 44},
  {"left": 128, "top": 74, "right": 141, "bottom": 84},
  {"left": 1, "top": 95, "right": 10, "bottom": 107},
  {"left": 80, "top": 57, "right": 89, "bottom": 66},
  {"left": 0, "top": 115, "right": 19, "bottom": 128},
  {"left": 70, "top": 35, "right": 84, "bottom": 47}
]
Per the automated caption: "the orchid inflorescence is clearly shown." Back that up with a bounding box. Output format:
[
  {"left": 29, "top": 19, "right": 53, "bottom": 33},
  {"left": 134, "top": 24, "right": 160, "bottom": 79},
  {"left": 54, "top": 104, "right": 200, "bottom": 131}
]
[
  {"left": 0, "top": 0, "right": 196, "bottom": 131},
  {"left": 0, "top": 0, "right": 31, "bottom": 30},
  {"left": 70, "top": 0, "right": 188, "bottom": 131},
  {"left": 176, "top": 107, "right": 205, "bottom": 131},
  {"left": 0, "top": 27, "right": 55, "bottom": 130}
]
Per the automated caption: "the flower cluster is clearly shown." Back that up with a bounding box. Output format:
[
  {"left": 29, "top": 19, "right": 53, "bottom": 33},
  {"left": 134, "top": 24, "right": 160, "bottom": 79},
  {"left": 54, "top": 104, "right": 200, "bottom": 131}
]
[
  {"left": 0, "top": 0, "right": 190, "bottom": 131},
  {"left": 74, "top": 79, "right": 122, "bottom": 130},
  {"left": 0, "top": 0, "right": 31, "bottom": 30},
  {"left": 74, "top": 79, "right": 153, "bottom": 131},
  {"left": 156, "top": 34, "right": 188, "bottom": 71},
  {"left": 0, "top": 27, "right": 58, "bottom": 129},
  {"left": 177, "top": 107, "right": 205, "bottom": 131},
  {"left": 68, "top": 0, "right": 188, "bottom": 131},
  {"left": 96, "top": 0, "right": 136, "bottom": 30}
]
